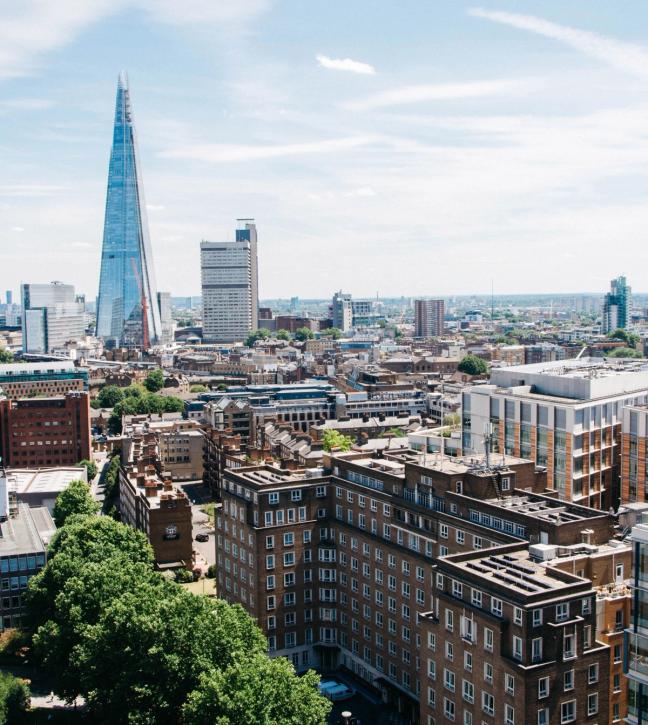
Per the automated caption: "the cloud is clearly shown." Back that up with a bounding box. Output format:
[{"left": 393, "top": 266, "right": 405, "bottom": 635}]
[
  {"left": 316, "top": 54, "right": 375, "bottom": 75},
  {"left": 0, "top": 185, "right": 67, "bottom": 197},
  {"left": 0, "top": 0, "right": 271, "bottom": 79},
  {"left": 345, "top": 80, "right": 528, "bottom": 110},
  {"left": 159, "top": 136, "right": 378, "bottom": 162},
  {"left": 345, "top": 186, "right": 376, "bottom": 197},
  {"left": 146, "top": 204, "right": 166, "bottom": 211},
  {"left": 469, "top": 7, "right": 648, "bottom": 78},
  {"left": 0, "top": 98, "right": 53, "bottom": 110},
  {"left": 10, "top": 226, "right": 24, "bottom": 232}
]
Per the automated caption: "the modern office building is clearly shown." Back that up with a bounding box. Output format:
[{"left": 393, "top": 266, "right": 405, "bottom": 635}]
[
  {"left": 157, "top": 292, "right": 173, "bottom": 345},
  {"left": 462, "top": 358, "right": 648, "bottom": 509},
  {"left": 21, "top": 282, "right": 85, "bottom": 354},
  {"left": 414, "top": 299, "right": 444, "bottom": 338},
  {"left": 625, "top": 513, "right": 648, "bottom": 722},
  {"left": 0, "top": 361, "right": 88, "bottom": 399},
  {"left": 331, "top": 291, "right": 352, "bottom": 332},
  {"left": 96, "top": 72, "right": 161, "bottom": 349},
  {"left": 603, "top": 275, "right": 631, "bottom": 334},
  {"left": 201, "top": 220, "right": 259, "bottom": 342},
  {"left": 0, "top": 392, "right": 91, "bottom": 468}
]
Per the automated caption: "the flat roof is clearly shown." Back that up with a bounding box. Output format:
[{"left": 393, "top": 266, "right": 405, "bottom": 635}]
[
  {"left": 0, "top": 360, "right": 79, "bottom": 375},
  {"left": 451, "top": 549, "right": 583, "bottom": 596},
  {"left": 0, "top": 504, "right": 55, "bottom": 555},
  {"left": 7, "top": 467, "right": 87, "bottom": 495},
  {"left": 480, "top": 493, "right": 606, "bottom": 522}
]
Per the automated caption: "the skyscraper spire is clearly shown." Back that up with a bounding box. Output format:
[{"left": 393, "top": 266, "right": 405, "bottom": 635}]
[{"left": 96, "top": 73, "right": 161, "bottom": 348}]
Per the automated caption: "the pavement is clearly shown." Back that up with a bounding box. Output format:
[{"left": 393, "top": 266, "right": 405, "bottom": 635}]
[{"left": 90, "top": 452, "right": 109, "bottom": 508}]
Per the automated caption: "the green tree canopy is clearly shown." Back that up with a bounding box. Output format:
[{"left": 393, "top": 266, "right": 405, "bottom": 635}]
[
  {"left": 321, "top": 327, "right": 341, "bottom": 339},
  {"left": 608, "top": 347, "right": 643, "bottom": 358},
  {"left": 608, "top": 328, "right": 640, "bottom": 346},
  {"left": 108, "top": 393, "right": 185, "bottom": 433},
  {"left": 0, "top": 348, "right": 13, "bottom": 364},
  {"left": 322, "top": 429, "right": 354, "bottom": 452},
  {"left": 276, "top": 329, "right": 291, "bottom": 340},
  {"left": 245, "top": 329, "right": 270, "bottom": 348},
  {"left": 294, "top": 327, "right": 314, "bottom": 342},
  {"left": 457, "top": 354, "right": 489, "bottom": 376},
  {"left": 144, "top": 369, "right": 165, "bottom": 392},
  {"left": 52, "top": 479, "right": 99, "bottom": 528},
  {"left": 443, "top": 413, "right": 461, "bottom": 427},
  {"left": 77, "top": 458, "right": 97, "bottom": 480},
  {"left": 96, "top": 385, "right": 124, "bottom": 408},
  {"left": 0, "top": 671, "right": 29, "bottom": 725},
  {"left": 183, "top": 653, "right": 330, "bottom": 725},
  {"left": 190, "top": 384, "right": 208, "bottom": 393}
]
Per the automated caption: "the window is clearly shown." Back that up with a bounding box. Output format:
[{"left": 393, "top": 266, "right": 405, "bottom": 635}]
[
  {"left": 491, "top": 598, "right": 503, "bottom": 617},
  {"left": 265, "top": 535, "right": 274, "bottom": 549},
  {"left": 471, "top": 589, "right": 482, "bottom": 607},
  {"left": 266, "top": 554, "right": 275, "bottom": 569},
  {"left": 291, "top": 489, "right": 301, "bottom": 501},
  {"left": 283, "top": 532, "right": 294, "bottom": 546},
  {"left": 578, "top": 675, "right": 595, "bottom": 715},
  {"left": 564, "top": 670, "right": 574, "bottom": 691},
  {"left": 614, "top": 644, "right": 622, "bottom": 663},
  {"left": 532, "top": 608, "right": 542, "bottom": 626},
  {"left": 444, "top": 668, "right": 455, "bottom": 692},
  {"left": 512, "top": 636, "right": 523, "bottom": 661},
  {"left": 538, "top": 677, "right": 549, "bottom": 699},
  {"left": 556, "top": 602, "right": 569, "bottom": 621},
  {"left": 505, "top": 673, "right": 514, "bottom": 695},
  {"left": 462, "top": 679, "right": 474, "bottom": 703},
  {"left": 513, "top": 607, "right": 523, "bottom": 625},
  {"left": 484, "top": 627, "right": 493, "bottom": 652},
  {"left": 588, "top": 663, "right": 598, "bottom": 684},
  {"left": 446, "top": 641, "right": 454, "bottom": 661},
  {"left": 563, "top": 633, "right": 576, "bottom": 660},
  {"left": 464, "top": 651, "right": 472, "bottom": 672},
  {"left": 452, "top": 580, "right": 463, "bottom": 598},
  {"left": 560, "top": 700, "right": 575, "bottom": 723},
  {"left": 532, "top": 637, "right": 543, "bottom": 663},
  {"left": 482, "top": 692, "right": 495, "bottom": 717},
  {"left": 484, "top": 663, "right": 493, "bottom": 684},
  {"left": 443, "top": 698, "right": 455, "bottom": 721},
  {"left": 613, "top": 673, "right": 621, "bottom": 692},
  {"left": 537, "top": 709, "right": 549, "bottom": 725},
  {"left": 505, "top": 704, "right": 515, "bottom": 725},
  {"left": 445, "top": 609, "right": 454, "bottom": 632},
  {"left": 269, "top": 492, "right": 279, "bottom": 505}
]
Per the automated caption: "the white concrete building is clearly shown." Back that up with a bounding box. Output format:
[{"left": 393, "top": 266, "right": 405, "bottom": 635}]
[{"left": 21, "top": 282, "right": 85, "bottom": 354}]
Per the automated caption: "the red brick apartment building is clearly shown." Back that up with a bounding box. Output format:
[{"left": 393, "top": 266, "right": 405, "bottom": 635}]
[
  {"left": 0, "top": 391, "right": 91, "bottom": 468},
  {"left": 215, "top": 448, "right": 624, "bottom": 724}
]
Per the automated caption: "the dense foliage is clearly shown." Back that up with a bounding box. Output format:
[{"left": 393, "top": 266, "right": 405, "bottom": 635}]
[
  {"left": 608, "top": 328, "right": 640, "bottom": 346},
  {"left": 27, "top": 515, "right": 330, "bottom": 725},
  {"left": 144, "top": 369, "right": 165, "bottom": 392},
  {"left": 190, "top": 384, "right": 208, "bottom": 393},
  {"left": 105, "top": 384, "right": 185, "bottom": 434},
  {"left": 0, "top": 671, "right": 29, "bottom": 724},
  {"left": 607, "top": 346, "right": 643, "bottom": 358},
  {"left": 52, "top": 479, "right": 99, "bottom": 527},
  {"left": 322, "top": 429, "right": 354, "bottom": 452},
  {"left": 294, "top": 327, "right": 314, "bottom": 341},
  {"left": 77, "top": 458, "right": 98, "bottom": 480},
  {"left": 457, "top": 354, "right": 489, "bottom": 376},
  {"left": 102, "top": 454, "right": 121, "bottom": 514},
  {"left": 0, "top": 348, "right": 13, "bottom": 363},
  {"left": 245, "top": 329, "right": 270, "bottom": 348}
]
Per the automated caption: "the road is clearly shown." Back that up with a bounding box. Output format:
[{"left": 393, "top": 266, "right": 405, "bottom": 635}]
[{"left": 191, "top": 504, "right": 216, "bottom": 573}]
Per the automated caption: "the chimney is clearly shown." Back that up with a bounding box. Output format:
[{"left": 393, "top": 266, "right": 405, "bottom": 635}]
[{"left": 144, "top": 481, "right": 158, "bottom": 497}]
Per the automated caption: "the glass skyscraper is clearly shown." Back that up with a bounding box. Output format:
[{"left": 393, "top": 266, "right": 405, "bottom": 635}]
[{"left": 96, "top": 72, "right": 161, "bottom": 348}]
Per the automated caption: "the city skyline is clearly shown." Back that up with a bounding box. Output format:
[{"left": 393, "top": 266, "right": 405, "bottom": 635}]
[{"left": 2, "top": 3, "right": 648, "bottom": 298}]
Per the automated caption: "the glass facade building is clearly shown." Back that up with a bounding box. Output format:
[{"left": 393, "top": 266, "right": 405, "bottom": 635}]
[
  {"left": 96, "top": 72, "right": 161, "bottom": 349},
  {"left": 626, "top": 515, "right": 648, "bottom": 722}
]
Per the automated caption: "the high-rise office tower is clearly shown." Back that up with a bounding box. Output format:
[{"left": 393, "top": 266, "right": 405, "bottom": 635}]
[
  {"left": 201, "top": 220, "right": 259, "bottom": 342},
  {"left": 96, "top": 72, "right": 161, "bottom": 349},
  {"left": 157, "top": 292, "right": 174, "bottom": 345},
  {"left": 602, "top": 275, "right": 631, "bottom": 333},
  {"left": 414, "top": 298, "right": 444, "bottom": 337},
  {"left": 21, "top": 282, "right": 85, "bottom": 354},
  {"left": 5, "top": 292, "right": 12, "bottom": 305},
  {"left": 331, "top": 291, "right": 352, "bottom": 332}
]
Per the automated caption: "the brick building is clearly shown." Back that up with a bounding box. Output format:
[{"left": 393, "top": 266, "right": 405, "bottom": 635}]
[
  {"left": 0, "top": 360, "right": 87, "bottom": 399},
  {"left": 119, "top": 430, "right": 193, "bottom": 569},
  {"left": 215, "top": 448, "right": 622, "bottom": 724},
  {"left": 0, "top": 392, "right": 91, "bottom": 468}
]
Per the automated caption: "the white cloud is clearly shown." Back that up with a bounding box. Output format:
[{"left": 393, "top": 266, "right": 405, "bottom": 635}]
[
  {"left": 0, "top": 98, "right": 53, "bottom": 110},
  {"left": 345, "top": 80, "right": 529, "bottom": 111},
  {"left": 141, "top": 0, "right": 271, "bottom": 26},
  {"left": 345, "top": 186, "right": 376, "bottom": 197},
  {"left": 159, "top": 136, "right": 378, "bottom": 162},
  {"left": 316, "top": 54, "right": 375, "bottom": 75},
  {"left": 146, "top": 204, "right": 166, "bottom": 211},
  {"left": 10, "top": 226, "right": 24, "bottom": 232},
  {"left": 469, "top": 7, "right": 648, "bottom": 78},
  {"left": 0, "top": 185, "right": 67, "bottom": 197}
]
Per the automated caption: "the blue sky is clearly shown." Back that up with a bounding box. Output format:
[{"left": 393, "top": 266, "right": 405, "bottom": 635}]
[{"left": 2, "top": 1, "right": 648, "bottom": 300}]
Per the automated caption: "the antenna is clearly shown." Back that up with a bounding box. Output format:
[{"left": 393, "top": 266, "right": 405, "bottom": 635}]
[{"left": 483, "top": 421, "right": 493, "bottom": 469}]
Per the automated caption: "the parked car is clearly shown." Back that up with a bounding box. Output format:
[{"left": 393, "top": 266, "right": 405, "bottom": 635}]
[
  {"left": 195, "top": 532, "right": 209, "bottom": 542},
  {"left": 318, "top": 679, "right": 354, "bottom": 701}
]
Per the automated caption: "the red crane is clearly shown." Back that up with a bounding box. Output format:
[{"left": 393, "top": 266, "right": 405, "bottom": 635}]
[{"left": 130, "top": 257, "right": 150, "bottom": 350}]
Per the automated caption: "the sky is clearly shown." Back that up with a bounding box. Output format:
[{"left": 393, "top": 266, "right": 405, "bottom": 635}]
[{"left": 2, "top": 1, "right": 648, "bottom": 300}]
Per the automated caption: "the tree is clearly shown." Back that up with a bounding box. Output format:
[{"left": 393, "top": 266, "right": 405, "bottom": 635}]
[
  {"left": 102, "top": 455, "right": 121, "bottom": 512},
  {"left": 216, "top": 383, "right": 228, "bottom": 391},
  {"left": 294, "top": 327, "right": 314, "bottom": 342},
  {"left": 321, "top": 327, "right": 341, "bottom": 339},
  {"left": 276, "top": 329, "right": 290, "bottom": 340},
  {"left": 0, "top": 349, "right": 13, "bottom": 364},
  {"left": 322, "top": 429, "right": 354, "bottom": 452},
  {"left": 190, "top": 384, "right": 208, "bottom": 393},
  {"left": 443, "top": 413, "right": 461, "bottom": 427},
  {"left": 144, "top": 369, "right": 165, "bottom": 392},
  {"left": 52, "top": 479, "right": 99, "bottom": 527},
  {"left": 608, "top": 328, "right": 640, "bottom": 346},
  {"left": 245, "top": 329, "right": 270, "bottom": 348},
  {"left": 97, "top": 385, "right": 124, "bottom": 408},
  {"left": 384, "top": 427, "right": 407, "bottom": 438},
  {"left": 183, "top": 654, "right": 331, "bottom": 725},
  {"left": 77, "top": 458, "right": 97, "bottom": 480},
  {"left": 457, "top": 354, "right": 488, "bottom": 376},
  {"left": 0, "top": 671, "right": 30, "bottom": 724},
  {"left": 608, "top": 347, "right": 643, "bottom": 358}
]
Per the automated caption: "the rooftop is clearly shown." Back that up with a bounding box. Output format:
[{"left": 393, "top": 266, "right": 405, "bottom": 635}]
[
  {"left": 0, "top": 360, "right": 80, "bottom": 376},
  {"left": 479, "top": 493, "right": 607, "bottom": 522},
  {"left": 6, "top": 467, "right": 87, "bottom": 495},
  {"left": 0, "top": 503, "right": 55, "bottom": 555}
]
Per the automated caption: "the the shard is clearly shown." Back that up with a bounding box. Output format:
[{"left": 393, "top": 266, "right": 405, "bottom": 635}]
[{"left": 96, "top": 72, "right": 161, "bottom": 348}]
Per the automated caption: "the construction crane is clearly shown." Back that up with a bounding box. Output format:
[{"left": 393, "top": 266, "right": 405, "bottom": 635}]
[{"left": 130, "top": 257, "right": 150, "bottom": 350}]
